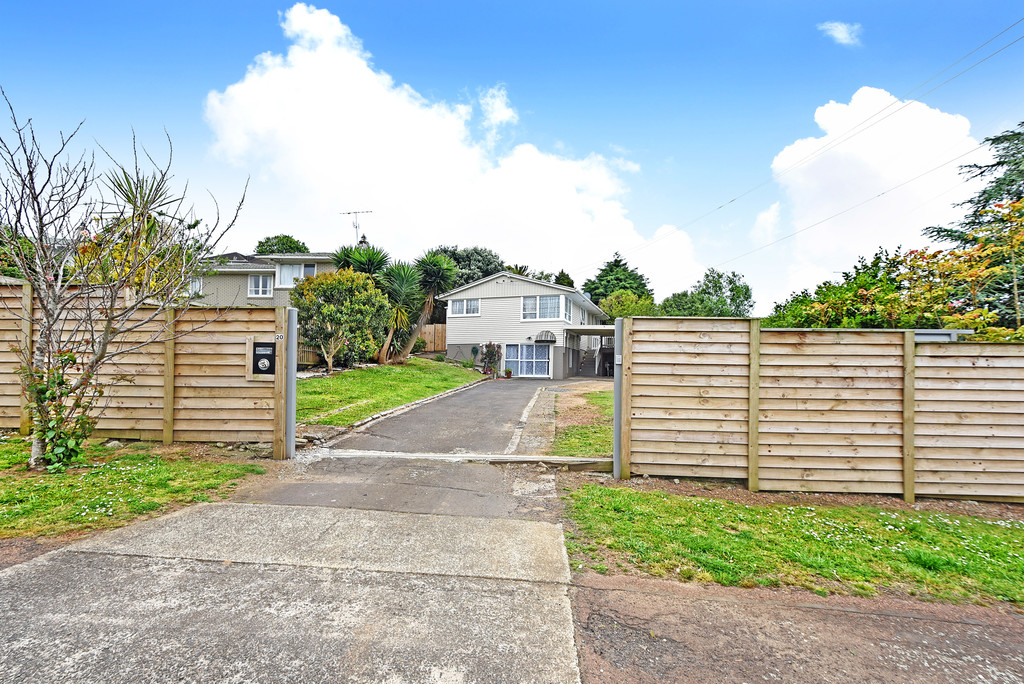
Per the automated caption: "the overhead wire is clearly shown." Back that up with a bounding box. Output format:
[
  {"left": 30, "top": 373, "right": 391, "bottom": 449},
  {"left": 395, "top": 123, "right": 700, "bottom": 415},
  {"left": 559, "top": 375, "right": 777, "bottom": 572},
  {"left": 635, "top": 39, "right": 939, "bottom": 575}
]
[
  {"left": 712, "top": 143, "right": 986, "bottom": 268},
  {"left": 568, "top": 15, "right": 1024, "bottom": 275}
]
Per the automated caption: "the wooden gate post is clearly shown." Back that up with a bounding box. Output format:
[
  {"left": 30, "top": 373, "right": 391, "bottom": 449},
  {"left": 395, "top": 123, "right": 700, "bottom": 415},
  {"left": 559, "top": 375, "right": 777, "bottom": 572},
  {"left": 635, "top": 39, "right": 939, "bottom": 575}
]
[
  {"left": 619, "top": 318, "right": 634, "bottom": 478},
  {"left": 273, "top": 307, "right": 288, "bottom": 460},
  {"left": 902, "top": 330, "right": 917, "bottom": 503},
  {"left": 747, "top": 318, "right": 761, "bottom": 492}
]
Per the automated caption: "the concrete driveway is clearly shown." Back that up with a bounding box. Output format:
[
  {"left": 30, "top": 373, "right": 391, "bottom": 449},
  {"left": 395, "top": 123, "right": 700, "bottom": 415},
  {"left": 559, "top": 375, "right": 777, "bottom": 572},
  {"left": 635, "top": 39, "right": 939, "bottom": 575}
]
[
  {"left": 0, "top": 457, "right": 581, "bottom": 683},
  {"left": 332, "top": 378, "right": 563, "bottom": 455}
]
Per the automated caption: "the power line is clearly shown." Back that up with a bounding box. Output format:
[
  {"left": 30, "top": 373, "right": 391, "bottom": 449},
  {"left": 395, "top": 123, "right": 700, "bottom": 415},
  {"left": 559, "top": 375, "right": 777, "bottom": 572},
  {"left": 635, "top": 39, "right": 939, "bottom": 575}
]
[
  {"left": 568, "top": 15, "right": 1024, "bottom": 275},
  {"left": 712, "top": 144, "right": 986, "bottom": 268}
]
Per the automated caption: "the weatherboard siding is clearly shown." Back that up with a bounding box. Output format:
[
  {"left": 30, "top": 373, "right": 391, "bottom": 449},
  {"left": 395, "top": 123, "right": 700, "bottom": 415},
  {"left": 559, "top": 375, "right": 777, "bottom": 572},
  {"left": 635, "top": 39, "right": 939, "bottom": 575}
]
[{"left": 445, "top": 296, "right": 569, "bottom": 346}]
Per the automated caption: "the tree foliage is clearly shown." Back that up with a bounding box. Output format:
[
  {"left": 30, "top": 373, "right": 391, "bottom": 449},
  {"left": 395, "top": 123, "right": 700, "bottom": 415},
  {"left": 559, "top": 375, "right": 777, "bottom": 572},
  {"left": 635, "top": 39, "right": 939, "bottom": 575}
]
[
  {"left": 926, "top": 122, "right": 1024, "bottom": 244},
  {"left": 660, "top": 269, "right": 753, "bottom": 317},
  {"left": 762, "top": 244, "right": 1022, "bottom": 339},
  {"left": 255, "top": 234, "right": 308, "bottom": 254},
  {"left": 582, "top": 253, "right": 652, "bottom": 302},
  {"left": 554, "top": 270, "right": 574, "bottom": 287},
  {"left": 291, "top": 270, "right": 389, "bottom": 373},
  {"left": 332, "top": 243, "right": 390, "bottom": 283},
  {"left": 598, "top": 289, "right": 657, "bottom": 318},
  {"left": 432, "top": 245, "right": 505, "bottom": 288}
]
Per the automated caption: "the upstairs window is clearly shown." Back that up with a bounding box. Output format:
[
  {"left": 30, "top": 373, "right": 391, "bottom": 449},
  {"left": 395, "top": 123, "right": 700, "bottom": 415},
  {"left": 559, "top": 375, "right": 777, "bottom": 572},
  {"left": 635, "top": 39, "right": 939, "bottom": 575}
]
[
  {"left": 522, "top": 295, "right": 562, "bottom": 320},
  {"left": 564, "top": 298, "right": 572, "bottom": 322},
  {"left": 249, "top": 274, "right": 273, "bottom": 297},
  {"left": 279, "top": 263, "right": 316, "bottom": 288},
  {"left": 449, "top": 298, "right": 480, "bottom": 316}
]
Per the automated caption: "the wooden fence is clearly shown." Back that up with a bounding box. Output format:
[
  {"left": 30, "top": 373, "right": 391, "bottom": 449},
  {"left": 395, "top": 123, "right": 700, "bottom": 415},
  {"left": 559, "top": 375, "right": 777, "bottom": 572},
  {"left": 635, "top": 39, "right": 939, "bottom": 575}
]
[
  {"left": 420, "top": 324, "right": 446, "bottom": 352},
  {"left": 619, "top": 317, "right": 1024, "bottom": 502},
  {"left": 297, "top": 344, "right": 321, "bottom": 366},
  {"left": 1, "top": 284, "right": 289, "bottom": 458}
]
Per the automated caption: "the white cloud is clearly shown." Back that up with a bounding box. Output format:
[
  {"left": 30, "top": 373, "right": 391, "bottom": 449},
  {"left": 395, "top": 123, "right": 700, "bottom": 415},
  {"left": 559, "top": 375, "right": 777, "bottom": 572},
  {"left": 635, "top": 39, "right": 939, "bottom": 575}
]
[
  {"left": 479, "top": 84, "right": 517, "bottom": 149},
  {"left": 753, "top": 86, "right": 990, "bottom": 310},
  {"left": 817, "top": 21, "right": 862, "bottom": 47},
  {"left": 203, "top": 3, "right": 700, "bottom": 299},
  {"left": 750, "top": 202, "right": 781, "bottom": 245}
]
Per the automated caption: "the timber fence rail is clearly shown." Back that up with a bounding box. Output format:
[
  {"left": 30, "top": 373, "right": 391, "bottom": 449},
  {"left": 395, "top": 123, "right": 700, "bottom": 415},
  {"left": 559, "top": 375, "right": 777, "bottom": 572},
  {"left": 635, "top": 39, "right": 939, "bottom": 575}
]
[
  {"left": 620, "top": 317, "right": 1024, "bottom": 502},
  {"left": 0, "top": 284, "right": 289, "bottom": 459}
]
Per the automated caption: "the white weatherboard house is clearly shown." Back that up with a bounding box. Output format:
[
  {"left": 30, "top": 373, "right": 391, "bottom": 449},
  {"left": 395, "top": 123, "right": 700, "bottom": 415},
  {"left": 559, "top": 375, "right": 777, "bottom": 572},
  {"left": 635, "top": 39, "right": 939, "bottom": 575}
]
[{"left": 438, "top": 272, "right": 614, "bottom": 380}]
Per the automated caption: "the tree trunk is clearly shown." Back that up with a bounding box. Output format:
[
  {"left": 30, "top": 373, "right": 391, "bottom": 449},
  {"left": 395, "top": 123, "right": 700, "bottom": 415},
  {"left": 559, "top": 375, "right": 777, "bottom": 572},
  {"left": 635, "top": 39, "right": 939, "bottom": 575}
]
[
  {"left": 376, "top": 327, "right": 395, "bottom": 365},
  {"left": 322, "top": 343, "right": 334, "bottom": 374},
  {"left": 395, "top": 301, "right": 433, "bottom": 363}
]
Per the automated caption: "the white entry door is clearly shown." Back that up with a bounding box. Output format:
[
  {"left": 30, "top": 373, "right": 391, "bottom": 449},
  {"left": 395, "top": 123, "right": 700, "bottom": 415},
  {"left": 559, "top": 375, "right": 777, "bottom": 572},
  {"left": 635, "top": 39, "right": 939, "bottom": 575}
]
[{"left": 505, "top": 344, "right": 551, "bottom": 377}]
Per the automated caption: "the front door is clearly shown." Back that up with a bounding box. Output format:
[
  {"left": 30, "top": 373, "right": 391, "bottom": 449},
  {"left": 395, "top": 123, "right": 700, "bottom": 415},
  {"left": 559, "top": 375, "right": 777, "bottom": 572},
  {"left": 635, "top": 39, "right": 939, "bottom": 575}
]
[{"left": 505, "top": 344, "right": 551, "bottom": 378}]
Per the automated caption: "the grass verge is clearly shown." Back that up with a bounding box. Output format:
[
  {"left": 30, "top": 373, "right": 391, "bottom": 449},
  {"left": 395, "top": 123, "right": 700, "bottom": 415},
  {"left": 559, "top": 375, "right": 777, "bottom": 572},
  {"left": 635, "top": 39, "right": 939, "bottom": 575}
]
[
  {"left": 297, "top": 357, "right": 481, "bottom": 426},
  {"left": 550, "top": 390, "right": 613, "bottom": 457},
  {"left": 0, "top": 435, "right": 264, "bottom": 538},
  {"left": 564, "top": 483, "right": 1024, "bottom": 604}
]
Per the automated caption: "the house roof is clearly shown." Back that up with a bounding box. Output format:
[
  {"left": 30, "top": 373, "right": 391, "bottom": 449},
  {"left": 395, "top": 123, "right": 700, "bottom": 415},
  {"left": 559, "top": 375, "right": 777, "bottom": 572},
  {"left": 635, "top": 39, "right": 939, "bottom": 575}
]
[
  {"left": 439, "top": 271, "right": 607, "bottom": 318},
  {"left": 206, "top": 252, "right": 335, "bottom": 273}
]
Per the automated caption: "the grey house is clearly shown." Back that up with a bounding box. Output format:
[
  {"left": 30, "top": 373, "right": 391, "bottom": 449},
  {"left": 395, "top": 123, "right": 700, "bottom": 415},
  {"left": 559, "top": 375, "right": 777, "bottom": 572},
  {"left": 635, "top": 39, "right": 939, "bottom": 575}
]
[
  {"left": 438, "top": 272, "right": 613, "bottom": 380},
  {"left": 197, "top": 252, "right": 337, "bottom": 307}
]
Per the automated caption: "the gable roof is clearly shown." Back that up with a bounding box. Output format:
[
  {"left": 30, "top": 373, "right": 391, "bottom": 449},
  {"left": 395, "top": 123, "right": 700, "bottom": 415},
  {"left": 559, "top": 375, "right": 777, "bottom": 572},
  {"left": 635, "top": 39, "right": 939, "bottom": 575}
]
[{"left": 439, "top": 271, "right": 606, "bottom": 318}]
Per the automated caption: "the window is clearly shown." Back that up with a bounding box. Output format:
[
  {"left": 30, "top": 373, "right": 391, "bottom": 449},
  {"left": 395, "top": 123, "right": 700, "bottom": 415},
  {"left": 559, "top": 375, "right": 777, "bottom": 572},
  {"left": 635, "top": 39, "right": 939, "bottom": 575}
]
[
  {"left": 188, "top": 277, "right": 203, "bottom": 296},
  {"left": 522, "top": 297, "right": 538, "bottom": 319},
  {"left": 278, "top": 263, "right": 316, "bottom": 288},
  {"left": 522, "top": 295, "right": 561, "bottom": 320},
  {"left": 249, "top": 274, "right": 273, "bottom": 297},
  {"left": 564, "top": 298, "right": 572, "bottom": 322},
  {"left": 449, "top": 298, "right": 479, "bottom": 316},
  {"left": 505, "top": 344, "right": 550, "bottom": 377}
]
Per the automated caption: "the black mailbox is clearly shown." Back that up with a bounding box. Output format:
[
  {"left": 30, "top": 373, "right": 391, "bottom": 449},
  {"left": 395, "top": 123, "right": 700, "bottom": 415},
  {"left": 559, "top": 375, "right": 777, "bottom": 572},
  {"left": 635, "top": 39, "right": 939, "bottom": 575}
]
[{"left": 252, "top": 341, "right": 277, "bottom": 376}]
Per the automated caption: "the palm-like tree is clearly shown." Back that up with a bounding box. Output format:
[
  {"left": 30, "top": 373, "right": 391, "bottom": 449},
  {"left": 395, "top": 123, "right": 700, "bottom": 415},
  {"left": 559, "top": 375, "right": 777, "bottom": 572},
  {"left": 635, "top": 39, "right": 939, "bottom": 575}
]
[
  {"left": 395, "top": 251, "right": 457, "bottom": 362},
  {"left": 376, "top": 262, "right": 422, "bottom": 364},
  {"left": 332, "top": 244, "right": 391, "bottom": 286}
]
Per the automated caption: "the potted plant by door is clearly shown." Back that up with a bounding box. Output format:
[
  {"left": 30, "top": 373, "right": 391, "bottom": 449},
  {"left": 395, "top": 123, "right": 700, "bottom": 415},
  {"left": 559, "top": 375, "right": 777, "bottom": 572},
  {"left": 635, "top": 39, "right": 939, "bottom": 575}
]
[{"left": 504, "top": 368, "right": 512, "bottom": 379}]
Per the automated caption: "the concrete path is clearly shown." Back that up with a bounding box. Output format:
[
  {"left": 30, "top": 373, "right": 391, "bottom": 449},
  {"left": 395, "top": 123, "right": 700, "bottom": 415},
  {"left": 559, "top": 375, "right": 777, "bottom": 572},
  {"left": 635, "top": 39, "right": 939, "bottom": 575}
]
[
  {"left": 333, "top": 379, "right": 558, "bottom": 454},
  {"left": 0, "top": 458, "right": 581, "bottom": 683}
]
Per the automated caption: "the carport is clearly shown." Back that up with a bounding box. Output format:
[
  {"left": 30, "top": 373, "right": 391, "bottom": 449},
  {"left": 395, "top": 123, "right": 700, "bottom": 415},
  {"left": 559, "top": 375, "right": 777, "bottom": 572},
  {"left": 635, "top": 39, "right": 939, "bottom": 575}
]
[{"left": 562, "top": 325, "right": 615, "bottom": 377}]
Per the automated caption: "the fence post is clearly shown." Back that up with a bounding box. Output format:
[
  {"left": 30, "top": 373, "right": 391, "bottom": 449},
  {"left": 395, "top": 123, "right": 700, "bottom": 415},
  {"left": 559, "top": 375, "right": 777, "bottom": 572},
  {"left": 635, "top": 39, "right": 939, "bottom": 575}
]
[
  {"left": 618, "top": 317, "right": 634, "bottom": 479},
  {"left": 19, "top": 283, "right": 32, "bottom": 436},
  {"left": 162, "top": 308, "right": 176, "bottom": 445},
  {"left": 902, "top": 330, "right": 916, "bottom": 503},
  {"left": 747, "top": 318, "right": 761, "bottom": 492},
  {"left": 273, "top": 307, "right": 288, "bottom": 460}
]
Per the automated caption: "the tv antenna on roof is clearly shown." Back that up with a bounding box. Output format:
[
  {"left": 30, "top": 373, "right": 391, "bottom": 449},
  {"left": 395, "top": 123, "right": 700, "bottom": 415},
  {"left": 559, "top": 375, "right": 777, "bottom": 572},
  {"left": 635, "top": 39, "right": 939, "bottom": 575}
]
[{"left": 340, "top": 210, "right": 373, "bottom": 244}]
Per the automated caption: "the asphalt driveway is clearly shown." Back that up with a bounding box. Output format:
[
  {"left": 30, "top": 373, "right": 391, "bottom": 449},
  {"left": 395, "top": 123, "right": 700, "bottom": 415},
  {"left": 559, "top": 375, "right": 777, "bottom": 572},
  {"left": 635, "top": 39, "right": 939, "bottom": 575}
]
[{"left": 332, "top": 378, "right": 561, "bottom": 454}]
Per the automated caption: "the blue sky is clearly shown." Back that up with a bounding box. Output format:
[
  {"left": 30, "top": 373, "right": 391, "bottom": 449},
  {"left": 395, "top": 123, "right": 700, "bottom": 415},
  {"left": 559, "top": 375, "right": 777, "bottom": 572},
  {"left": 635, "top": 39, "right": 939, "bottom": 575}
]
[{"left": 3, "top": 2, "right": 1023, "bottom": 311}]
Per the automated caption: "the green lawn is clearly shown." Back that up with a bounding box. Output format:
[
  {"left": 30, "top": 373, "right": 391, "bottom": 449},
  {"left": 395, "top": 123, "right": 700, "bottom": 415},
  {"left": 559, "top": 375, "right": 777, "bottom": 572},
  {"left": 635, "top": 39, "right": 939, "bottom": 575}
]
[
  {"left": 0, "top": 435, "right": 264, "bottom": 538},
  {"left": 564, "top": 484, "right": 1024, "bottom": 604},
  {"left": 550, "top": 390, "right": 614, "bottom": 457},
  {"left": 297, "top": 357, "right": 481, "bottom": 426}
]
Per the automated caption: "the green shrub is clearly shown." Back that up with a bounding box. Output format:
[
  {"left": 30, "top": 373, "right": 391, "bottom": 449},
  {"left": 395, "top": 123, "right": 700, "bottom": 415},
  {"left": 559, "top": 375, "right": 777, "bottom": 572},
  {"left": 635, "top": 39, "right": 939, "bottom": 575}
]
[
  {"left": 461, "top": 359, "right": 476, "bottom": 369},
  {"left": 412, "top": 337, "right": 427, "bottom": 353},
  {"left": 434, "top": 354, "right": 446, "bottom": 362}
]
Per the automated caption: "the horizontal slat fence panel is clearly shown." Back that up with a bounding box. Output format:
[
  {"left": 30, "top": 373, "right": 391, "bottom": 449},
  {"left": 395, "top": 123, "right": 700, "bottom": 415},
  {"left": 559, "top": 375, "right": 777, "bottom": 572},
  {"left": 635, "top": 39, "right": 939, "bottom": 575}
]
[
  {"left": 0, "top": 285, "right": 284, "bottom": 452},
  {"left": 914, "top": 343, "right": 1024, "bottom": 499},
  {"left": 756, "top": 330, "right": 905, "bottom": 494},
  {"left": 626, "top": 317, "right": 750, "bottom": 480},
  {"left": 622, "top": 319, "right": 1024, "bottom": 501}
]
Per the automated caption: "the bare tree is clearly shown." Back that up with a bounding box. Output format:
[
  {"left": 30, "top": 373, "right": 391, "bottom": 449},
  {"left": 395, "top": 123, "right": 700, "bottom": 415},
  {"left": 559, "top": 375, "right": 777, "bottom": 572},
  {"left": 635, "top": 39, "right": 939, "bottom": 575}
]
[{"left": 0, "top": 96, "right": 243, "bottom": 469}]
